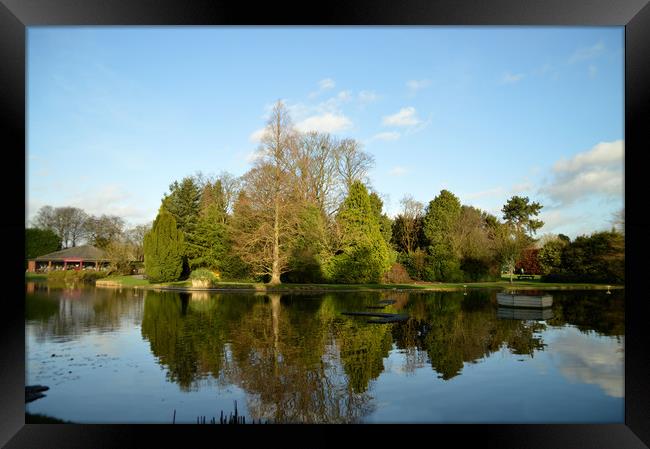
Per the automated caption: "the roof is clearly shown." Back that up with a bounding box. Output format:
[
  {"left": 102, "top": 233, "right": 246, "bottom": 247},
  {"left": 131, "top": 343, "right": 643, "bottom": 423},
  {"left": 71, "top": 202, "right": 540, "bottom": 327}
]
[{"left": 34, "top": 245, "right": 110, "bottom": 262}]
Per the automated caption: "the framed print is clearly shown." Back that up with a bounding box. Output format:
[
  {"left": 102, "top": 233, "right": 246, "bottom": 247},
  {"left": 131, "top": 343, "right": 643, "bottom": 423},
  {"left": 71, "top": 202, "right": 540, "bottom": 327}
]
[{"left": 2, "top": 0, "right": 649, "bottom": 447}]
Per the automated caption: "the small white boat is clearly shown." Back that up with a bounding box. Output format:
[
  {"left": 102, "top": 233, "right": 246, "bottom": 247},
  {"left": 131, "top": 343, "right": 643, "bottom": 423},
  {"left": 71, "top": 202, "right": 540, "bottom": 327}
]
[{"left": 497, "top": 292, "right": 553, "bottom": 308}]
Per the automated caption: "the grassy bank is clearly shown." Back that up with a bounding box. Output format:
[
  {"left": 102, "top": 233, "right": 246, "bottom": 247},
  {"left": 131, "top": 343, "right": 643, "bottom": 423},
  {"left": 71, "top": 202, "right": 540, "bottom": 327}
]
[
  {"left": 25, "top": 272, "right": 48, "bottom": 280},
  {"left": 95, "top": 275, "right": 623, "bottom": 292}
]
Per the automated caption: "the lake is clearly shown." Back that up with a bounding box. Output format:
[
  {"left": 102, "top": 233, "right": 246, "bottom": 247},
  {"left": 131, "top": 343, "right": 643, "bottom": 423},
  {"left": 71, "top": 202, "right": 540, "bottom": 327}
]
[{"left": 25, "top": 282, "right": 624, "bottom": 424}]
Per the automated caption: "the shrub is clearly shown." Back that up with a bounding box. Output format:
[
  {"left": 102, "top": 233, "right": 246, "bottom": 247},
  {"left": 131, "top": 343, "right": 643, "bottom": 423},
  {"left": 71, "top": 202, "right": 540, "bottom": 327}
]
[
  {"left": 381, "top": 262, "right": 412, "bottom": 284},
  {"left": 189, "top": 268, "right": 218, "bottom": 288},
  {"left": 47, "top": 269, "right": 107, "bottom": 284}
]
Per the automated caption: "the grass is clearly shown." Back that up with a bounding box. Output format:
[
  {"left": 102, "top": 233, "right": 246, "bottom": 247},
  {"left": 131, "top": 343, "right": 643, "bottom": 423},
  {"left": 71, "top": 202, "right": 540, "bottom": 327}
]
[
  {"left": 96, "top": 275, "right": 150, "bottom": 287},
  {"left": 25, "top": 272, "right": 48, "bottom": 280},
  {"left": 96, "top": 275, "right": 622, "bottom": 292}
]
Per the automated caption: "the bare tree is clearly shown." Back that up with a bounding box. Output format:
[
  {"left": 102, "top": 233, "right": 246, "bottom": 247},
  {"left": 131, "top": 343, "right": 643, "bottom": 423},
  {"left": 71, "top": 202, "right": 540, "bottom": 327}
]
[
  {"left": 295, "top": 131, "right": 341, "bottom": 216},
  {"left": 32, "top": 205, "right": 88, "bottom": 248},
  {"left": 125, "top": 223, "right": 152, "bottom": 262},
  {"left": 335, "top": 138, "right": 374, "bottom": 193},
  {"left": 84, "top": 214, "right": 125, "bottom": 249},
  {"left": 396, "top": 195, "right": 424, "bottom": 254},
  {"left": 231, "top": 101, "right": 302, "bottom": 284}
]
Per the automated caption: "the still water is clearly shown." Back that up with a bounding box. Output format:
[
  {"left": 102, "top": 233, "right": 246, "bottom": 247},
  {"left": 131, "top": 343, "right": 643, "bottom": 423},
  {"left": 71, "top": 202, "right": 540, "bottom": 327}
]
[{"left": 25, "top": 282, "right": 624, "bottom": 424}]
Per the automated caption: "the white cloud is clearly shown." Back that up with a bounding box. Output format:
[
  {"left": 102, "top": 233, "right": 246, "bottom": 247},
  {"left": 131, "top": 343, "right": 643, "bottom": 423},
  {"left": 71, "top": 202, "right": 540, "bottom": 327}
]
[
  {"left": 553, "top": 140, "right": 624, "bottom": 173},
  {"left": 501, "top": 72, "right": 524, "bottom": 84},
  {"left": 542, "top": 140, "right": 624, "bottom": 206},
  {"left": 249, "top": 128, "right": 268, "bottom": 143},
  {"left": 406, "top": 79, "right": 431, "bottom": 94},
  {"left": 371, "top": 131, "right": 401, "bottom": 142},
  {"left": 245, "top": 149, "right": 266, "bottom": 163},
  {"left": 389, "top": 166, "right": 408, "bottom": 176},
  {"left": 569, "top": 41, "right": 605, "bottom": 63},
  {"left": 551, "top": 328, "right": 624, "bottom": 398},
  {"left": 295, "top": 113, "right": 352, "bottom": 133},
  {"left": 382, "top": 107, "right": 422, "bottom": 127},
  {"left": 358, "top": 90, "right": 379, "bottom": 104},
  {"left": 319, "top": 78, "right": 335, "bottom": 90},
  {"left": 65, "top": 185, "right": 148, "bottom": 222}
]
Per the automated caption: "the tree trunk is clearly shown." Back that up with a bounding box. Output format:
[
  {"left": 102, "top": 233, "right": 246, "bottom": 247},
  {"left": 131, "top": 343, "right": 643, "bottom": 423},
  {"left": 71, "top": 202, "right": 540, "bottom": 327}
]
[{"left": 270, "top": 198, "right": 281, "bottom": 284}]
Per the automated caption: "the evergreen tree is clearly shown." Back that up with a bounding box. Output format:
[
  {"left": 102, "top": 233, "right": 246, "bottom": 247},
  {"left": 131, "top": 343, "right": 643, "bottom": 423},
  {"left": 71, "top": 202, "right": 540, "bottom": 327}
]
[
  {"left": 422, "top": 190, "right": 462, "bottom": 281},
  {"left": 327, "top": 181, "right": 391, "bottom": 283},
  {"left": 369, "top": 192, "right": 393, "bottom": 247},
  {"left": 189, "top": 180, "right": 229, "bottom": 271},
  {"left": 161, "top": 176, "right": 202, "bottom": 275},
  {"left": 144, "top": 209, "right": 185, "bottom": 283},
  {"left": 26, "top": 228, "right": 62, "bottom": 268}
]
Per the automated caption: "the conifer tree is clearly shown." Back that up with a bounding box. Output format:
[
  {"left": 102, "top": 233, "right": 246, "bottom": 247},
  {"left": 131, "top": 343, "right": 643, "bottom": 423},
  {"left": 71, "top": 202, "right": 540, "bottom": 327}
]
[
  {"left": 422, "top": 189, "right": 462, "bottom": 281},
  {"left": 327, "top": 181, "right": 391, "bottom": 283},
  {"left": 144, "top": 209, "right": 185, "bottom": 283}
]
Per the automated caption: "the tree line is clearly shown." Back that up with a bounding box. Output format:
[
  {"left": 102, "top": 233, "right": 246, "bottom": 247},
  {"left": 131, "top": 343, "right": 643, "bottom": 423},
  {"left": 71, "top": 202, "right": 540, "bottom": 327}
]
[
  {"left": 28, "top": 100, "right": 624, "bottom": 285},
  {"left": 27, "top": 206, "right": 151, "bottom": 273},
  {"left": 143, "top": 101, "right": 558, "bottom": 284}
]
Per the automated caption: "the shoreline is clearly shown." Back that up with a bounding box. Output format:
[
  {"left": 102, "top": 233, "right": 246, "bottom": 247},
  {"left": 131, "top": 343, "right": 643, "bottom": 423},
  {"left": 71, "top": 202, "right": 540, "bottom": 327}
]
[{"left": 92, "top": 278, "right": 624, "bottom": 293}]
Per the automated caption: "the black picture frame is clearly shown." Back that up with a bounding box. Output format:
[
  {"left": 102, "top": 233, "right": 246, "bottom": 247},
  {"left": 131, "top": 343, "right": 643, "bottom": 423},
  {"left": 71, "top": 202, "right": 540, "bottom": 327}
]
[{"left": 2, "top": 1, "right": 648, "bottom": 447}]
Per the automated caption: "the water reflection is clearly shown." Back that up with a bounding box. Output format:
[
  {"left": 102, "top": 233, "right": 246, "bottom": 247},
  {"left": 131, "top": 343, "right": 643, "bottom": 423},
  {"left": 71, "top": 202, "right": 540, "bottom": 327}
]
[{"left": 26, "top": 284, "right": 625, "bottom": 423}]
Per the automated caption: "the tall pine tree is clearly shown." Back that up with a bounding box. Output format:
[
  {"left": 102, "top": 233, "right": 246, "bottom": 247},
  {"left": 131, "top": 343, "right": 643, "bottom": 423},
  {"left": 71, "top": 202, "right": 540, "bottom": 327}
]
[
  {"left": 327, "top": 181, "right": 391, "bottom": 283},
  {"left": 144, "top": 209, "right": 185, "bottom": 283}
]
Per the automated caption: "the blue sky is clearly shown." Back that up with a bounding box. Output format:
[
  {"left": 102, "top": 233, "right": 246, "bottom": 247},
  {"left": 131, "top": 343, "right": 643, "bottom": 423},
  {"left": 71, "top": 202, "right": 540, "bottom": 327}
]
[{"left": 26, "top": 27, "right": 624, "bottom": 239}]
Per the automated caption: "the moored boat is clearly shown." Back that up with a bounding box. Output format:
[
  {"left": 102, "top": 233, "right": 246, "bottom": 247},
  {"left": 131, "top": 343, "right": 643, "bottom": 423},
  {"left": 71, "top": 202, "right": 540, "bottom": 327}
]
[{"left": 496, "top": 292, "right": 553, "bottom": 308}]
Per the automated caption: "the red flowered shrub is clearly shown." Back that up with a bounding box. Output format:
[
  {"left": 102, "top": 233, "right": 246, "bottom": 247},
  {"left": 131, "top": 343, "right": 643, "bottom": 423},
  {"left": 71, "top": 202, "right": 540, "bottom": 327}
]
[{"left": 515, "top": 248, "right": 541, "bottom": 274}]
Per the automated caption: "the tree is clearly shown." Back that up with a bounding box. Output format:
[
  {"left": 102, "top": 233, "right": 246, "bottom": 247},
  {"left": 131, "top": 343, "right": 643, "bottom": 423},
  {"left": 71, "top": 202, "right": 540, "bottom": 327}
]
[
  {"left": 230, "top": 101, "right": 302, "bottom": 284},
  {"left": 125, "top": 223, "right": 152, "bottom": 262},
  {"left": 84, "top": 214, "right": 125, "bottom": 249},
  {"left": 26, "top": 228, "right": 61, "bottom": 267},
  {"left": 493, "top": 221, "right": 530, "bottom": 283},
  {"left": 368, "top": 192, "right": 392, "bottom": 248},
  {"left": 327, "top": 181, "right": 391, "bottom": 283},
  {"left": 422, "top": 190, "right": 462, "bottom": 281},
  {"left": 537, "top": 236, "right": 568, "bottom": 275},
  {"left": 190, "top": 189, "right": 228, "bottom": 271},
  {"left": 295, "top": 131, "right": 341, "bottom": 216},
  {"left": 451, "top": 206, "right": 499, "bottom": 281},
  {"left": 161, "top": 176, "right": 202, "bottom": 235},
  {"left": 284, "top": 204, "right": 331, "bottom": 283},
  {"left": 144, "top": 209, "right": 185, "bottom": 283},
  {"left": 391, "top": 195, "right": 424, "bottom": 255},
  {"left": 335, "top": 139, "right": 374, "bottom": 193},
  {"left": 498, "top": 196, "right": 544, "bottom": 282},
  {"left": 501, "top": 196, "right": 544, "bottom": 236},
  {"left": 33, "top": 205, "right": 88, "bottom": 248},
  {"left": 558, "top": 230, "right": 624, "bottom": 283}
]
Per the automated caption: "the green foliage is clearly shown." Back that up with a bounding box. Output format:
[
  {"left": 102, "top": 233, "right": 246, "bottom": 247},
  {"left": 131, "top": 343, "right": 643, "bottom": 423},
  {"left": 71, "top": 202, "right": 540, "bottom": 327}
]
[
  {"left": 538, "top": 239, "right": 567, "bottom": 275},
  {"left": 161, "top": 177, "right": 202, "bottom": 235},
  {"left": 327, "top": 182, "right": 391, "bottom": 283},
  {"left": 189, "top": 268, "right": 219, "bottom": 287},
  {"left": 47, "top": 269, "right": 107, "bottom": 283},
  {"left": 284, "top": 204, "right": 329, "bottom": 283},
  {"left": 369, "top": 192, "right": 393, "bottom": 247},
  {"left": 144, "top": 210, "right": 185, "bottom": 283},
  {"left": 422, "top": 190, "right": 462, "bottom": 281},
  {"left": 544, "top": 230, "right": 624, "bottom": 284},
  {"left": 26, "top": 228, "right": 61, "bottom": 266},
  {"left": 189, "top": 268, "right": 219, "bottom": 281},
  {"left": 501, "top": 196, "right": 544, "bottom": 236}
]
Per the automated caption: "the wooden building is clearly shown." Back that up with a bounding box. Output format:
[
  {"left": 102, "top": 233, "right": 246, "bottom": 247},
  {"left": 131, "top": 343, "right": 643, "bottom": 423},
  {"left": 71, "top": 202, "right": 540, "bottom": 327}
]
[{"left": 27, "top": 245, "right": 111, "bottom": 272}]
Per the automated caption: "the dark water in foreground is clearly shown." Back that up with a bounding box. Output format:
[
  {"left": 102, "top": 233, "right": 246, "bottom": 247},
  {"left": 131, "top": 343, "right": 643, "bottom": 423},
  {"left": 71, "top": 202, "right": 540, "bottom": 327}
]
[{"left": 25, "top": 282, "right": 624, "bottom": 423}]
